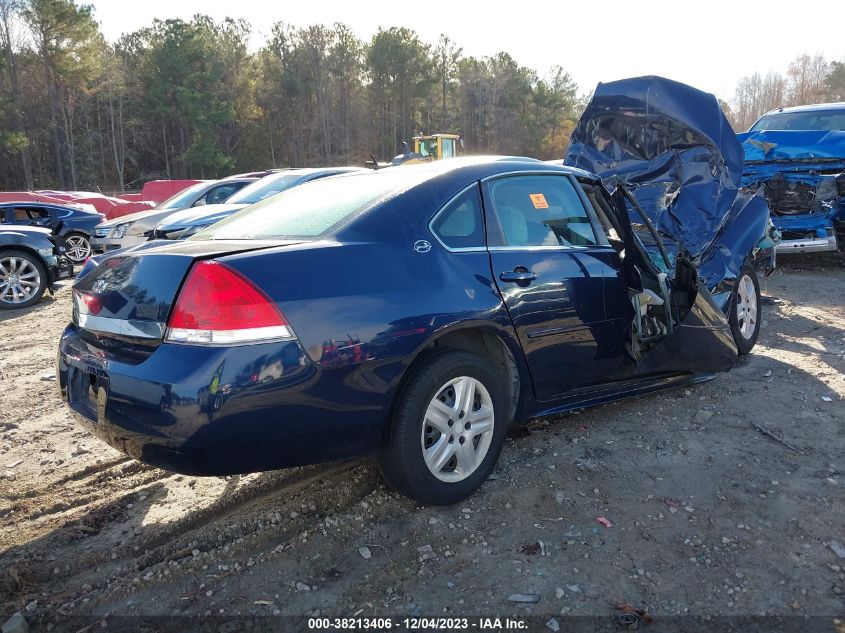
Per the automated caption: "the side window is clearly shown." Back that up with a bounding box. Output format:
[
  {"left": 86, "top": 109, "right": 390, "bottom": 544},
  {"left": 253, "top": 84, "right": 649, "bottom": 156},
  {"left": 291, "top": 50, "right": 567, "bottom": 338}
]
[
  {"left": 31, "top": 207, "right": 51, "bottom": 221},
  {"left": 204, "top": 183, "right": 241, "bottom": 205},
  {"left": 487, "top": 175, "right": 597, "bottom": 247},
  {"left": 10, "top": 207, "right": 49, "bottom": 222},
  {"left": 430, "top": 185, "right": 485, "bottom": 250}
]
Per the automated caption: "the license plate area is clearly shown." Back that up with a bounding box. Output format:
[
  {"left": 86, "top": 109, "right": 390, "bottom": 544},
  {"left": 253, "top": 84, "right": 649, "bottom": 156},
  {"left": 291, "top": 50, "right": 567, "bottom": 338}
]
[{"left": 66, "top": 364, "right": 105, "bottom": 421}]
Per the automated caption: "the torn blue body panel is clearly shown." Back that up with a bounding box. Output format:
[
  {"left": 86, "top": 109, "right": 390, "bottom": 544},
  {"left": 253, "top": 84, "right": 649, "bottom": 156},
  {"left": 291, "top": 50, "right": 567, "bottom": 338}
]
[
  {"left": 741, "top": 129, "right": 845, "bottom": 162},
  {"left": 564, "top": 76, "right": 776, "bottom": 308},
  {"left": 736, "top": 129, "right": 845, "bottom": 248}
]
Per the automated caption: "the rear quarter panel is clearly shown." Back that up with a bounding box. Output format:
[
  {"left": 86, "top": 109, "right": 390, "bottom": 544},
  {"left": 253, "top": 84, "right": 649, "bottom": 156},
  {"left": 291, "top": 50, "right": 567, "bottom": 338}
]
[{"left": 217, "top": 184, "right": 526, "bottom": 428}]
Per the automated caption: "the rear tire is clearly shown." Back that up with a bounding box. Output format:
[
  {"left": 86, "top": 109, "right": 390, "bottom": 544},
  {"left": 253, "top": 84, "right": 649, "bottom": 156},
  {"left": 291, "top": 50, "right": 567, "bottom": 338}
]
[
  {"left": 0, "top": 249, "right": 47, "bottom": 310},
  {"left": 729, "top": 263, "right": 761, "bottom": 354},
  {"left": 378, "top": 350, "right": 507, "bottom": 505},
  {"left": 64, "top": 232, "right": 91, "bottom": 264}
]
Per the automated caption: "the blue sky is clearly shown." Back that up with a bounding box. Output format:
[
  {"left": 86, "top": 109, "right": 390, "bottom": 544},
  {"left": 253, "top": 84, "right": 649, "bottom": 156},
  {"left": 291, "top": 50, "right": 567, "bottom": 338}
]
[{"left": 91, "top": 0, "right": 845, "bottom": 102}]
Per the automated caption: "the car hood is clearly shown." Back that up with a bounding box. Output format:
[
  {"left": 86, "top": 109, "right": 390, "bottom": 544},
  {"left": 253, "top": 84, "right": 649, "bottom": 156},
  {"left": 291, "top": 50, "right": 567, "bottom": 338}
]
[
  {"left": 564, "top": 75, "right": 774, "bottom": 296},
  {"left": 156, "top": 203, "right": 247, "bottom": 229},
  {"left": 734, "top": 130, "right": 845, "bottom": 226},
  {"left": 738, "top": 129, "right": 845, "bottom": 163},
  {"left": 99, "top": 208, "right": 171, "bottom": 228},
  {"left": 0, "top": 225, "right": 52, "bottom": 237}
]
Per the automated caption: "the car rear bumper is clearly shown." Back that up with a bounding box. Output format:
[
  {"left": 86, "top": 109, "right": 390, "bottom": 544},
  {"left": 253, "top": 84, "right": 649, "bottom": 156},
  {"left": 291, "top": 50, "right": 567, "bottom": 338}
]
[
  {"left": 775, "top": 233, "right": 838, "bottom": 254},
  {"left": 57, "top": 325, "right": 385, "bottom": 475},
  {"left": 90, "top": 234, "right": 148, "bottom": 254}
]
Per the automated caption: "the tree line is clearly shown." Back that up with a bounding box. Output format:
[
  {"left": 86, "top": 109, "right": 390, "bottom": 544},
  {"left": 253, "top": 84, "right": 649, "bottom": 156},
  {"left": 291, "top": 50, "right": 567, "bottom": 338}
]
[
  {"left": 728, "top": 53, "right": 845, "bottom": 131},
  {"left": 0, "top": 0, "right": 581, "bottom": 192}
]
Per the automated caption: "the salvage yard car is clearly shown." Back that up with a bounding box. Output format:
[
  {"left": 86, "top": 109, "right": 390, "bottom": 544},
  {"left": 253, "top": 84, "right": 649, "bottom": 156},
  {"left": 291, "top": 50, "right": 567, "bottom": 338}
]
[
  {"left": 1, "top": 201, "right": 104, "bottom": 264},
  {"left": 1, "top": 225, "right": 73, "bottom": 309},
  {"left": 90, "top": 176, "right": 258, "bottom": 254},
  {"left": 150, "top": 167, "right": 367, "bottom": 240},
  {"left": 739, "top": 102, "right": 845, "bottom": 254},
  {"left": 58, "top": 77, "right": 775, "bottom": 505}
]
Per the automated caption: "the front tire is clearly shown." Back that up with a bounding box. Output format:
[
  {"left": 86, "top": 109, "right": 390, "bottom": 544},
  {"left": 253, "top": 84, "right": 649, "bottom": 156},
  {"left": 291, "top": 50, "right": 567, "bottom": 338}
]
[
  {"left": 0, "top": 249, "right": 47, "bottom": 309},
  {"left": 729, "top": 263, "right": 761, "bottom": 354},
  {"left": 378, "top": 350, "right": 507, "bottom": 505}
]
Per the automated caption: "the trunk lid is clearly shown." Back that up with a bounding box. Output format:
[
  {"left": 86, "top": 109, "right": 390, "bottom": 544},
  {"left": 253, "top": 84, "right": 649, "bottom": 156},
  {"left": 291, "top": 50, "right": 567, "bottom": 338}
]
[{"left": 72, "top": 239, "right": 301, "bottom": 346}]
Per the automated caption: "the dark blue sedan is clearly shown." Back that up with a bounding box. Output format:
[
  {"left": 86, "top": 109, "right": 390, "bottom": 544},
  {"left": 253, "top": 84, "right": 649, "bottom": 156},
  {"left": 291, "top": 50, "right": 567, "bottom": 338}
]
[
  {"left": 1, "top": 202, "right": 104, "bottom": 264},
  {"left": 57, "top": 154, "right": 766, "bottom": 505}
]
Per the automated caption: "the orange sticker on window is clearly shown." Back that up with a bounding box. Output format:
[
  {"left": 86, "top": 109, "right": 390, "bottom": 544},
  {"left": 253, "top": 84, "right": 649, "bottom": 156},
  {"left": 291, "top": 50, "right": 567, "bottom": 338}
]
[{"left": 529, "top": 193, "right": 549, "bottom": 209}]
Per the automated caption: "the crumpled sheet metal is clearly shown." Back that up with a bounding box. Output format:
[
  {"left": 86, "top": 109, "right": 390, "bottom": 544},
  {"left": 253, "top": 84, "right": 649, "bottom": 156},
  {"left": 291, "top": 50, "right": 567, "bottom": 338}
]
[
  {"left": 738, "top": 129, "right": 845, "bottom": 163},
  {"left": 737, "top": 129, "right": 845, "bottom": 227},
  {"left": 565, "top": 76, "right": 771, "bottom": 295}
]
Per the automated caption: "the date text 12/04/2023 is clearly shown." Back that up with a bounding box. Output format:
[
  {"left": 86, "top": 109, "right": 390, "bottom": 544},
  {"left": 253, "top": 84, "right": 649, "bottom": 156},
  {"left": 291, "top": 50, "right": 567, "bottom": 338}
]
[{"left": 307, "top": 617, "right": 529, "bottom": 630}]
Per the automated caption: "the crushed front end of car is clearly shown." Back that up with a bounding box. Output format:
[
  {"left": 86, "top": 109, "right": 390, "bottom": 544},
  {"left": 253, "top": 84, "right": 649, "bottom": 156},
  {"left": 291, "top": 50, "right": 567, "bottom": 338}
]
[
  {"left": 565, "top": 75, "right": 779, "bottom": 312},
  {"left": 737, "top": 128, "right": 845, "bottom": 254}
]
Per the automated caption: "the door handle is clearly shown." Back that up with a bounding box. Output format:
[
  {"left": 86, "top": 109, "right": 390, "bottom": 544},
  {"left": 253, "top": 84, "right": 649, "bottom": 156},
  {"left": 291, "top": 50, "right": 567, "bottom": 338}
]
[{"left": 499, "top": 268, "right": 537, "bottom": 283}]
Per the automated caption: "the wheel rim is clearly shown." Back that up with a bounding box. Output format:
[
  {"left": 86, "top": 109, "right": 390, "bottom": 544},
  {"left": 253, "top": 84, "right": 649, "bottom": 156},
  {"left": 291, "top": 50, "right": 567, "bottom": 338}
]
[
  {"left": 0, "top": 256, "right": 42, "bottom": 304},
  {"left": 735, "top": 274, "right": 757, "bottom": 340},
  {"left": 65, "top": 235, "right": 91, "bottom": 263},
  {"left": 421, "top": 376, "right": 495, "bottom": 483}
]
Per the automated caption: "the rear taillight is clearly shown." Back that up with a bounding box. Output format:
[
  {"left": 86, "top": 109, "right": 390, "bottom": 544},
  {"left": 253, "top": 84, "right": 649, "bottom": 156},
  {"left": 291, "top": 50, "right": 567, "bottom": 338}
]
[
  {"left": 165, "top": 260, "right": 294, "bottom": 345},
  {"left": 74, "top": 290, "right": 103, "bottom": 315}
]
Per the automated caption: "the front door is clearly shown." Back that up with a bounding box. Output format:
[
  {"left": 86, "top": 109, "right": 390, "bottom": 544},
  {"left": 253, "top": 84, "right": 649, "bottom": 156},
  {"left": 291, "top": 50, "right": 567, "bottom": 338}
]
[{"left": 484, "top": 173, "right": 624, "bottom": 400}]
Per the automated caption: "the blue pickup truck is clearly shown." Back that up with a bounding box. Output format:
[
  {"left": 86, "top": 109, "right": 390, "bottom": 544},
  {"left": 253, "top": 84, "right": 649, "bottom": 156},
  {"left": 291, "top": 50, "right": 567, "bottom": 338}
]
[{"left": 738, "top": 102, "right": 845, "bottom": 254}]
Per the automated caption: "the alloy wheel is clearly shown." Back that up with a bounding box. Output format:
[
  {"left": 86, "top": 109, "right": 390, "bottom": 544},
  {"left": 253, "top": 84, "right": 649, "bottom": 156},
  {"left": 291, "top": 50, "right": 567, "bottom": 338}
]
[
  {"left": 65, "top": 235, "right": 91, "bottom": 263},
  {"left": 0, "top": 256, "right": 42, "bottom": 305},
  {"left": 421, "top": 376, "right": 495, "bottom": 482},
  {"left": 735, "top": 274, "right": 758, "bottom": 340}
]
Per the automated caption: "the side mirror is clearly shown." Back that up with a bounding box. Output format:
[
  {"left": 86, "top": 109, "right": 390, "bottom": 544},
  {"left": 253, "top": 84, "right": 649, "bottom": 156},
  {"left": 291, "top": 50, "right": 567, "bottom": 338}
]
[{"left": 51, "top": 220, "right": 65, "bottom": 236}]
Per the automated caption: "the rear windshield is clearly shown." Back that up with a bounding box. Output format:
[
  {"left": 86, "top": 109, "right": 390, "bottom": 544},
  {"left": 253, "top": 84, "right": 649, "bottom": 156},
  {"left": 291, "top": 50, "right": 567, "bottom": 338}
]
[
  {"left": 750, "top": 110, "right": 845, "bottom": 131},
  {"left": 225, "top": 174, "right": 303, "bottom": 205},
  {"left": 192, "top": 171, "right": 423, "bottom": 240}
]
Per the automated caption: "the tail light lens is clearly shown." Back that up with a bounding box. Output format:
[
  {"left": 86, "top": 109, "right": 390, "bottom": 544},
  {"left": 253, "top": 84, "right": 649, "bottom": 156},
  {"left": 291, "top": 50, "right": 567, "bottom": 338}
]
[
  {"left": 166, "top": 260, "right": 294, "bottom": 345},
  {"left": 74, "top": 290, "right": 103, "bottom": 315}
]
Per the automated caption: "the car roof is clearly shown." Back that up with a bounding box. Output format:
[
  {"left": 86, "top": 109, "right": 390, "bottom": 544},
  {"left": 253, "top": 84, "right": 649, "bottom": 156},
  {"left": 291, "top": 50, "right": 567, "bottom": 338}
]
[
  {"left": 0, "top": 201, "right": 90, "bottom": 211},
  {"left": 276, "top": 166, "right": 367, "bottom": 176},
  {"left": 215, "top": 176, "right": 258, "bottom": 183},
  {"left": 761, "top": 102, "right": 845, "bottom": 116},
  {"left": 345, "top": 156, "right": 597, "bottom": 184}
]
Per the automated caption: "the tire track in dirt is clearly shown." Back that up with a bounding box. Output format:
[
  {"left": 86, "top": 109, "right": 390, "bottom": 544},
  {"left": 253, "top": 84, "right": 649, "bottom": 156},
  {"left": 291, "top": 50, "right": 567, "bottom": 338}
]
[
  {"left": 2, "top": 459, "right": 380, "bottom": 610},
  {"left": 4, "top": 457, "right": 135, "bottom": 503}
]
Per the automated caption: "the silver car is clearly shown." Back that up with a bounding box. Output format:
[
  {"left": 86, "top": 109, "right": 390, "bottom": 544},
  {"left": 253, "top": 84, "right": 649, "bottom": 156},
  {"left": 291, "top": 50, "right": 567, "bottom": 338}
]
[
  {"left": 151, "top": 168, "right": 367, "bottom": 239},
  {"left": 90, "top": 178, "right": 256, "bottom": 254}
]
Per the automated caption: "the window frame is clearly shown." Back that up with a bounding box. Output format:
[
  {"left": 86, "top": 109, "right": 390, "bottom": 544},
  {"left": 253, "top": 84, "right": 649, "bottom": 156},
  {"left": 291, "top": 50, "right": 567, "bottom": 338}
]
[
  {"left": 427, "top": 182, "right": 488, "bottom": 253},
  {"left": 480, "top": 171, "right": 609, "bottom": 251}
]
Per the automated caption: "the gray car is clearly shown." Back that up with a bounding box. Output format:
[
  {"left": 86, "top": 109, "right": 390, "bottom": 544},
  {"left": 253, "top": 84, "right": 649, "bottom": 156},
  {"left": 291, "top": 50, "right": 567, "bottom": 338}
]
[
  {"left": 151, "top": 168, "right": 367, "bottom": 239},
  {"left": 90, "top": 177, "right": 257, "bottom": 254}
]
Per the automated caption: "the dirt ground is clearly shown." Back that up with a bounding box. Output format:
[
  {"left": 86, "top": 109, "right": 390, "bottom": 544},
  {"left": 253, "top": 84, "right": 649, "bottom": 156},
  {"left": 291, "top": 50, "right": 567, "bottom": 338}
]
[{"left": 1, "top": 255, "right": 844, "bottom": 632}]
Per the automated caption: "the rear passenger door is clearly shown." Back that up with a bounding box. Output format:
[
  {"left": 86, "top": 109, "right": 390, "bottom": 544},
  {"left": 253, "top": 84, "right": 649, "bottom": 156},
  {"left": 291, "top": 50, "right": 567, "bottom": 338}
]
[{"left": 483, "top": 173, "right": 624, "bottom": 400}]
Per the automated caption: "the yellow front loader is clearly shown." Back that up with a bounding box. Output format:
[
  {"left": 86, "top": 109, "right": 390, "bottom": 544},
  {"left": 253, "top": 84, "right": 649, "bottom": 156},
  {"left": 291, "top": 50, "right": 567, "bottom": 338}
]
[{"left": 367, "top": 134, "right": 463, "bottom": 169}]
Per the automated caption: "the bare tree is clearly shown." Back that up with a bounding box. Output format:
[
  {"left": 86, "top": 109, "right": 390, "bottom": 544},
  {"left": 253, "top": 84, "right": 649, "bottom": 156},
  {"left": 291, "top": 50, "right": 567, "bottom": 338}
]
[{"left": 785, "top": 53, "right": 829, "bottom": 106}]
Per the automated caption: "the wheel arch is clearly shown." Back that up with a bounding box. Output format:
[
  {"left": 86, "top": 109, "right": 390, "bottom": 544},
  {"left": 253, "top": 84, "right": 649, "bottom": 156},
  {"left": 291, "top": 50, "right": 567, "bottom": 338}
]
[
  {"left": 389, "top": 323, "right": 530, "bottom": 427},
  {"left": 0, "top": 244, "right": 47, "bottom": 268}
]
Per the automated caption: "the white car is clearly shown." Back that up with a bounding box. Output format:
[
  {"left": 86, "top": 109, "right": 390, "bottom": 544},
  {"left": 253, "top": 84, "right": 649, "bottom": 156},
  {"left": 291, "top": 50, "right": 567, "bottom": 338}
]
[
  {"left": 151, "top": 168, "right": 367, "bottom": 239},
  {"left": 90, "top": 177, "right": 256, "bottom": 254}
]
